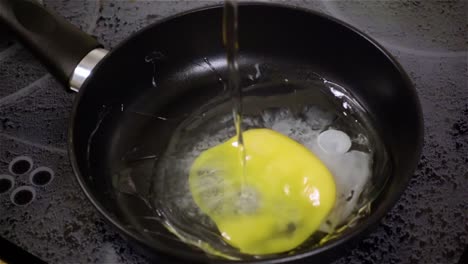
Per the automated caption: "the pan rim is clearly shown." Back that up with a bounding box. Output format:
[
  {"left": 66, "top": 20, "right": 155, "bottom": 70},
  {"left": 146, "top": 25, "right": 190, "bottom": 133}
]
[{"left": 68, "top": 2, "right": 424, "bottom": 263}]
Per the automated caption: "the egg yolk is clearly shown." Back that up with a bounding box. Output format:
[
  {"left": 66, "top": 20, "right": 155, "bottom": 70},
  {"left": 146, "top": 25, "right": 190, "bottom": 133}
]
[{"left": 189, "top": 128, "right": 336, "bottom": 255}]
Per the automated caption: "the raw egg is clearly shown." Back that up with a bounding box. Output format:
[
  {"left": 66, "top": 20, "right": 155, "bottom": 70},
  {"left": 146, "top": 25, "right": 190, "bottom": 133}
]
[{"left": 189, "top": 128, "right": 336, "bottom": 255}]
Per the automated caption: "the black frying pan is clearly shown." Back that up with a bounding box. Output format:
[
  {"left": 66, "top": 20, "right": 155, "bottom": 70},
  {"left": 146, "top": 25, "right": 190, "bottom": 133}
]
[{"left": 0, "top": 1, "right": 424, "bottom": 263}]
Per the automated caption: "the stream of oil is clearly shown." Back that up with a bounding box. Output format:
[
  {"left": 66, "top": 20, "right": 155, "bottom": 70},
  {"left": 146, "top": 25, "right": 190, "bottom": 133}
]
[{"left": 223, "top": 0, "right": 247, "bottom": 186}]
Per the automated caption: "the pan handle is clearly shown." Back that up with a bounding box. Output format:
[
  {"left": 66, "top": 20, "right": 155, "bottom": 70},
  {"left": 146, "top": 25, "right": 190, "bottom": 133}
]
[{"left": 0, "top": 0, "right": 105, "bottom": 91}]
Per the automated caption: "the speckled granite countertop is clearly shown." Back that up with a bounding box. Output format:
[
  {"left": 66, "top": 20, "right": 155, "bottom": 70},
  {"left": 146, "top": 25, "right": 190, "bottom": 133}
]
[{"left": 0, "top": 1, "right": 466, "bottom": 263}]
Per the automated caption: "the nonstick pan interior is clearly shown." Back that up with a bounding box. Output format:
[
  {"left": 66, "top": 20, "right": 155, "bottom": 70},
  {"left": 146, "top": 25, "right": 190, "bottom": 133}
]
[{"left": 70, "top": 4, "right": 423, "bottom": 263}]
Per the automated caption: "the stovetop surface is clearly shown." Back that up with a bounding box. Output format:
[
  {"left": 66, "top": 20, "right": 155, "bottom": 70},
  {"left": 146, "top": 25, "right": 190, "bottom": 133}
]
[{"left": 0, "top": 1, "right": 466, "bottom": 263}]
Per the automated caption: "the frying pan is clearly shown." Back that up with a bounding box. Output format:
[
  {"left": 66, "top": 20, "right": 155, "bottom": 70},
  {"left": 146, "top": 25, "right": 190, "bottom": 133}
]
[{"left": 0, "top": 0, "right": 424, "bottom": 263}]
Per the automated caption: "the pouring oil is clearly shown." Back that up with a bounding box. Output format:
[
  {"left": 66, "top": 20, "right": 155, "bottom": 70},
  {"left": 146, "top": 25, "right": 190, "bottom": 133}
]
[{"left": 223, "top": 0, "right": 247, "bottom": 187}]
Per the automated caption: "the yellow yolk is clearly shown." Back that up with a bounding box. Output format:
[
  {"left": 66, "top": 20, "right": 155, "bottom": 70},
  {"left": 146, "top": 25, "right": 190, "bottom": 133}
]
[{"left": 189, "top": 128, "right": 336, "bottom": 255}]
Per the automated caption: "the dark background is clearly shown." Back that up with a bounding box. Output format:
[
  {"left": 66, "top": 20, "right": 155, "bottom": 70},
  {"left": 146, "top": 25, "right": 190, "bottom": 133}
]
[{"left": 0, "top": 1, "right": 466, "bottom": 263}]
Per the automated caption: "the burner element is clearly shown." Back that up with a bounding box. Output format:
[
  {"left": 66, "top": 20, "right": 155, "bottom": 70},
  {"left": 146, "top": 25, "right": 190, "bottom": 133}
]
[
  {"left": 0, "top": 175, "right": 14, "bottom": 194},
  {"left": 10, "top": 186, "right": 36, "bottom": 206},
  {"left": 8, "top": 156, "right": 33, "bottom": 175},
  {"left": 29, "top": 167, "right": 54, "bottom": 187}
]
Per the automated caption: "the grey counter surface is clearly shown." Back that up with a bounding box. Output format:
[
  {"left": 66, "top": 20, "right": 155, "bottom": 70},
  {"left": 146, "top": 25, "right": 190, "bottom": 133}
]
[{"left": 0, "top": 1, "right": 466, "bottom": 263}]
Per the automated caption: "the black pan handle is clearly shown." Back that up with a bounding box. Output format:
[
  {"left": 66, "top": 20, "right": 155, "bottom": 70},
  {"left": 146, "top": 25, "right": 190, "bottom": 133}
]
[{"left": 0, "top": 0, "right": 102, "bottom": 88}]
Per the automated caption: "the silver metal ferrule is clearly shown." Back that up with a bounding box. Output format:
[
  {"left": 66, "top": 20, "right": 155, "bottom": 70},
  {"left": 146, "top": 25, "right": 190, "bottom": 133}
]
[{"left": 69, "top": 48, "right": 109, "bottom": 92}]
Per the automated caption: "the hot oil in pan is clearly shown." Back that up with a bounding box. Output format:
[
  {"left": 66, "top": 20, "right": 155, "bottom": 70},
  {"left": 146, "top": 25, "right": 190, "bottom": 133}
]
[{"left": 150, "top": 81, "right": 391, "bottom": 258}]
